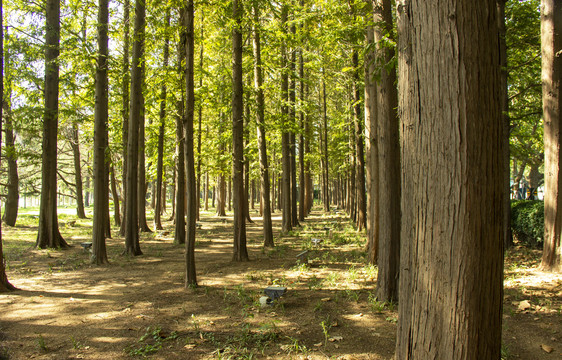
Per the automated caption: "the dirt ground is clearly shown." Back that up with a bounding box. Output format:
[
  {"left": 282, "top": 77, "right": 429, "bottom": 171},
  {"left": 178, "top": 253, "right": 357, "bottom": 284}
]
[{"left": 0, "top": 208, "right": 560, "bottom": 360}]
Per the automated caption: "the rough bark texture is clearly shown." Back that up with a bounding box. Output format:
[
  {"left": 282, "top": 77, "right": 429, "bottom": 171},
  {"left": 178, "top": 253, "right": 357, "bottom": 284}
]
[
  {"left": 541, "top": 0, "right": 562, "bottom": 272},
  {"left": 69, "top": 124, "right": 86, "bottom": 219},
  {"left": 124, "top": 0, "right": 145, "bottom": 256},
  {"left": 396, "top": 1, "right": 504, "bottom": 358},
  {"left": 352, "top": 50, "right": 366, "bottom": 231},
  {"left": 281, "top": 5, "right": 292, "bottom": 234},
  {"left": 232, "top": 0, "right": 249, "bottom": 262},
  {"left": 2, "top": 44, "right": 19, "bottom": 226},
  {"left": 174, "top": 10, "right": 186, "bottom": 246},
  {"left": 92, "top": 0, "right": 110, "bottom": 265},
  {"left": 184, "top": 0, "right": 198, "bottom": 285},
  {"left": 110, "top": 164, "right": 121, "bottom": 226},
  {"left": 0, "top": 0, "right": 16, "bottom": 291},
  {"left": 36, "top": 0, "right": 68, "bottom": 249},
  {"left": 253, "top": 2, "right": 274, "bottom": 248},
  {"left": 137, "top": 88, "right": 151, "bottom": 233},
  {"left": 374, "top": 0, "right": 400, "bottom": 302},
  {"left": 322, "top": 77, "right": 329, "bottom": 212},
  {"left": 154, "top": 9, "right": 170, "bottom": 231},
  {"left": 119, "top": 0, "right": 130, "bottom": 237}
]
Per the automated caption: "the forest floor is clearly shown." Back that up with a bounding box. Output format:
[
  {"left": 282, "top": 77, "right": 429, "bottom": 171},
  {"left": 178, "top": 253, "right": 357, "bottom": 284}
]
[{"left": 0, "top": 206, "right": 561, "bottom": 360}]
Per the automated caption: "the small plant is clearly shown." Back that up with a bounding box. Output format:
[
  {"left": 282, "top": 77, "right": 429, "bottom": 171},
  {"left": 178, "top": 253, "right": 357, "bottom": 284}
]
[
  {"left": 127, "top": 326, "right": 177, "bottom": 357},
  {"left": 36, "top": 334, "right": 47, "bottom": 351},
  {"left": 368, "top": 293, "right": 386, "bottom": 313},
  {"left": 307, "top": 275, "right": 323, "bottom": 290},
  {"left": 345, "top": 289, "right": 360, "bottom": 302},
  {"left": 70, "top": 335, "right": 83, "bottom": 349},
  {"left": 313, "top": 300, "right": 324, "bottom": 312},
  {"left": 320, "top": 319, "right": 331, "bottom": 346}
]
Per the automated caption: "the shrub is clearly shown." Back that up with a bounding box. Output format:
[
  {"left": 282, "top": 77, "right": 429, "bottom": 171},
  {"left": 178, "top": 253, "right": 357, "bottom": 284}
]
[{"left": 510, "top": 200, "right": 544, "bottom": 248}]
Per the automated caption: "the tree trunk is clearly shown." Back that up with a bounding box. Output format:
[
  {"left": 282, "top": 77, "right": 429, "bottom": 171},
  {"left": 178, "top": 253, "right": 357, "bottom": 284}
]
[
  {"left": 138, "top": 81, "right": 151, "bottom": 233},
  {"left": 232, "top": 0, "right": 249, "bottom": 261},
  {"left": 0, "top": 1, "right": 16, "bottom": 291},
  {"left": 110, "top": 164, "right": 121, "bottom": 226},
  {"left": 2, "top": 41, "right": 19, "bottom": 226},
  {"left": 204, "top": 171, "right": 209, "bottom": 211},
  {"left": 124, "top": 0, "right": 145, "bottom": 256},
  {"left": 281, "top": 5, "right": 292, "bottom": 234},
  {"left": 322, "top": 77, "right": 330, "bottom": 212},
  {"left": 174, "top": 7, "right": 186, "bottom": 245},
  {"left": 352, "top": 51, "right": 366, "bottom": 231},
  {"left": 243, "top": 90, "right": 253, "bottom": 223},
  {"left": 36, "top": 0, "right": 68, "bottom": 249},
  {"left": 69, "top": 124, "right": 86, "bottom": 219},
  {"left": 154, "top": 8, "right": 170, "bottom": 231},
  {"left": 289, "top": 23, "right": 299, "bottom": 228},
  {"left": 541, "top": 0, "right": 562, "bottom": 272},
  {"left": 92, "top": 0, "right": 110, "bottom": 265},
  {"left": 253, "top": 1, "right": 274, "bottom": 248},
  {"left": 119, "top": 0, "right": 131, "bottom": 237},
  {"left": 298, "top": 38, "right": 306, "bottom": 222},
  {"left": 196, "top": 17, "right": 204, "bottom": 222},
  {"left": 184, "top": 0, "right": 198, "bottom": 285},
  {"left": 396, "top": 1, "right": 504, "bottom": 358},
  {"left": 374, "top": 0, "right": 400, "bottom": 302}
]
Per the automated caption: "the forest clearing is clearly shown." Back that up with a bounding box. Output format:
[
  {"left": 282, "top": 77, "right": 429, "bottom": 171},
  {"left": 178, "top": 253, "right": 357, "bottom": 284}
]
[{"left": 0, "top": 207, "right": 560, "bottom": 360}]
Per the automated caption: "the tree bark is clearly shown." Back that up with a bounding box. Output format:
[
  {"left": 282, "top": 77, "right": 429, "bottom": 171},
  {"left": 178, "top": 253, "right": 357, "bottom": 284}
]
[
  {"left": 289, "top": 23, "right": 299, "bottom": 228},
  {"left": 541, "top": 0, "right": 562, "bottom": 272},
  {"left": 110, "top": 164, "right": 121, "bottom": 226},
  {"left": 69, "top": 124, "right": 86, "bottom": 219},
  {"left": 184, "top": 0, "right": 198, "bottom": 285},
  {"left": 352, "top": 51, "right": 366, "bottom": 231},
  {"left": 281, "top": 5, "right": 292, "bottom": 234},
  {"left": 154, "top": 8, "right": 170, "bottom": 231},
  {"left": 0, "top": 0, "right": 16, "bottom": 291},
  {"left": 137, "top": 82, "right": 151, "bottom": 233},
  {"left": 124, "top": 0, "right": 145, "bottom": 256},
  {"left": 2, "top": 40, "right": 19, "bottom": 226},
  {"left": 396, "top": 1, "right": 504, "bottom": 358},
  {"left": 232, "top": 0, "right": 249, "bottom": 261},
  {"left": 322, "top": 76, "right": 330, "bottom": 212},
  {"left": 374, "top": 0, "right": 400, "bottom": 302},
  {"left": 36, "top": 0, "right": 68, "bottom": 249},
  {"left": 175, "top": 7, "right": 186, "bottom": 245},
  {"left": 253, "top": 1, "right": 274, "bottom": 248},
  {"left": 119, "top": 0, "right": 131, "bottom": 237}
]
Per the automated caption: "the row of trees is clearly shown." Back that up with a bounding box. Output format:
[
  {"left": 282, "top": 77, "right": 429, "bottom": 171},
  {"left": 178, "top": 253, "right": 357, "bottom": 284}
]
[{"left": 1, "top": 0, "right": 561, "bottom": 357}]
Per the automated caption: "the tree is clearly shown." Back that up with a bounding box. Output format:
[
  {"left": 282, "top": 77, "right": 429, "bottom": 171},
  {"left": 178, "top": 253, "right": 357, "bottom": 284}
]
[
  {"left": 352, "top": 49, "right": 366, "bottom": 231},
  {"left": 396, "top": 0, "right": 504, "bottom": 358},
  {"left": 184, "top": 0, "right": 197, "bottom": 285},
  {"left": 119, "top": 0, "right": 131, "bottom": 237},
  {"left": 124, "top": 0, "right": 145, "bottom": 256},
  {"left": 2, "top": 28, "right": 19, "bottom": 227},
  {"left": 36, "top": 0, "right": 68, "bottom": 249},
  {"left": 253, "top": 0, "right": 274, "bottom": 248},
  {"left": 232, "top": 0, "right": 248, "bottom": 261},
  {"left": 541, "top": 0, "right": 562, "bottom": 272},
  {"left": 374, "top": 0, "right": 400, "bottom": 302},
  {"left": 281, "top": 4, "right": 292, "bottom": 234},
  {"left": 91, "top": 0, "right": 110, "bottom": 265},
  {"left": 1, "top": 0, "right": 16, "bottom": 292},
  {"left": 69, "top": 123, "right": 86, "bottom": 219},
  {"left": 154, "top": 8, "right": 171, "bottom": 231}
]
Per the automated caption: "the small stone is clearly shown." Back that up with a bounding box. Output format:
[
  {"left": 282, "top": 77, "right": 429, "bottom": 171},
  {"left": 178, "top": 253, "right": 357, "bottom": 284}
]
[
  {"left": 518, "top": 300, "right": 531, "bottom": 311},
  {"left": 540, "top": 344, "right": 554, "bottom": 353}
]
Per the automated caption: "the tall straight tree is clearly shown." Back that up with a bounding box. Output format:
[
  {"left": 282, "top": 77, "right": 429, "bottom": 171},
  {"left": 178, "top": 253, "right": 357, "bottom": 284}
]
[
  {"left": 321, "top": 75, "right": 329, "bottom": 212},
  {"left": 232, "top": 0, "right": 249, "bottom": 261},
  {"left": 36, "top": 0, "right": 68, "bottom": 249},
  {"left": 184, "top": 0, "right": 197, "bottom": 285},
  {"left": 396, "top": 0, "right": 504, "bottom": 358},
  {"left": 253, "top": 0, "right": 274, "bottom": 248},
  {"left": 124, "top": 0, "right": 145, "bottom": 256},
  {"left": 0, "top": 0, "right": 15, "bottom": 292},
  {"left": 119, "top": 0, "right": 131, "bottom": 236},
  {"left": 154, "top": 8, "right": 171, "bottom": 231},
  {"left": 352, "top": 50, "right": 366, "bottom": 231},
  {"left": 174, "top": 8, "right": 187, "bottom": 246},
  {"left": 281, "top": 5, "right": 292, "bottom": 233},
  {"left": 289, "top": 23, "right": 299, "bottom": 228},
  {"left": 364, "top": 21, "right": 379, "bottom": 264},
  {"left": 374, "top": 0, "right": 400, "bottom": 302},
  {"left": 541, "top": 0, "right": 562, "bottom": 272},
  {"left": 91, "top": 0, "right": 110, "bottom": 264}
]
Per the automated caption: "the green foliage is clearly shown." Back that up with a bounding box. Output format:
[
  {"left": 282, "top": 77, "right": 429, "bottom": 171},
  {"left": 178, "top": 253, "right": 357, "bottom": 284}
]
[
  {"left": 510, "top": 200, "right": 544, "bottom": 247},
  {"left": 127, "top": 326, "right": 178, "bottom": 358}
]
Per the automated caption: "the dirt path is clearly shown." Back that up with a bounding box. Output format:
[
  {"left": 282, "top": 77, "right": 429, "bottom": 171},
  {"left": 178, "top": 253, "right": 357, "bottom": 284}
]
[{"left": 0, "top": 209, "right": 560, "bottom": 359}]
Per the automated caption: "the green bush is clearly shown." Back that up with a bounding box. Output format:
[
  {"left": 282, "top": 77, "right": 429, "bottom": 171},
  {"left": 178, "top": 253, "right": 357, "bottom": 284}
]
[{"left": 510, "top": 200, "right": 544, "bottom": 248}]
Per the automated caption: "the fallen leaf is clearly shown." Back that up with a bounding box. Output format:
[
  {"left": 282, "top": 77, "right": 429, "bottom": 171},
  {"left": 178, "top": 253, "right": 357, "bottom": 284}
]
[
  {"left": 184, "top": 344, "right": 197, "bottom": 349},
  {"left": 321, "top": 297, "right": 331, "bottom": 302},
  {"left": 541, "top": 344, "right": 554, "bottom": 353},
  {"left": 329, "top": 336, "right": 343, "bottom": 342},
  {"left": 314, "top": 342, "right": 323, "bottom": 347}
]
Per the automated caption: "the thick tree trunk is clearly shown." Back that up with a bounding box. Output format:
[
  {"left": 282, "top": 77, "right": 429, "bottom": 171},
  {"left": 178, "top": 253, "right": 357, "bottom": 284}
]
[
  {"left": 36, "top": 0, "right": 68, "bottom": 249},
  {"left": 196, "top": 20, "right": 204, "bottom": 222},
  {"left": 352, "top": 51, "right": 366, "bottom": 231},
  {"left": 232, "top": 0, "right": 249, "bottom": 261},
  {"left": 541, "top": 0, "right": 562, "bottom": 272},
  {"left": 2, "top": 48, "right": 19, "bottom": 226},
  {"left": 281, "top": 6, "right": 292, "bottom": 234},
  {"left": 175, "top": 7, "right": 186, "bottom": 245},
  {"left": 0, "top": 1, "right": 16, "bottom": 291},
  {"left": 138, "top": 91, "right": 151, "bottom": 233},
  {"left": 243, "top": 94, "right": 253, "bottom": 223},
  {"left": 184, "top": 0, "right": 198, "bottom": 285},
  {"left": 396, "top": 1, "right": 504, "bottom": 358},
  {"left": 374, "top": 0, "right": 400, "bottom": 302},
  {"left": 124, "top": 0, "right": 145, "bottom": 256},
  {"left": 92, "top": 0, "right": 110, "bottom": 264},
  {"left": 119, "top": 0, "right": 131, "bottom": 237},
  {"left": 253, "top": 2, "right": 274, "bottom": 248},
  {"left": 154, "top": 8, "right": 170, "bottom": 231}
]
